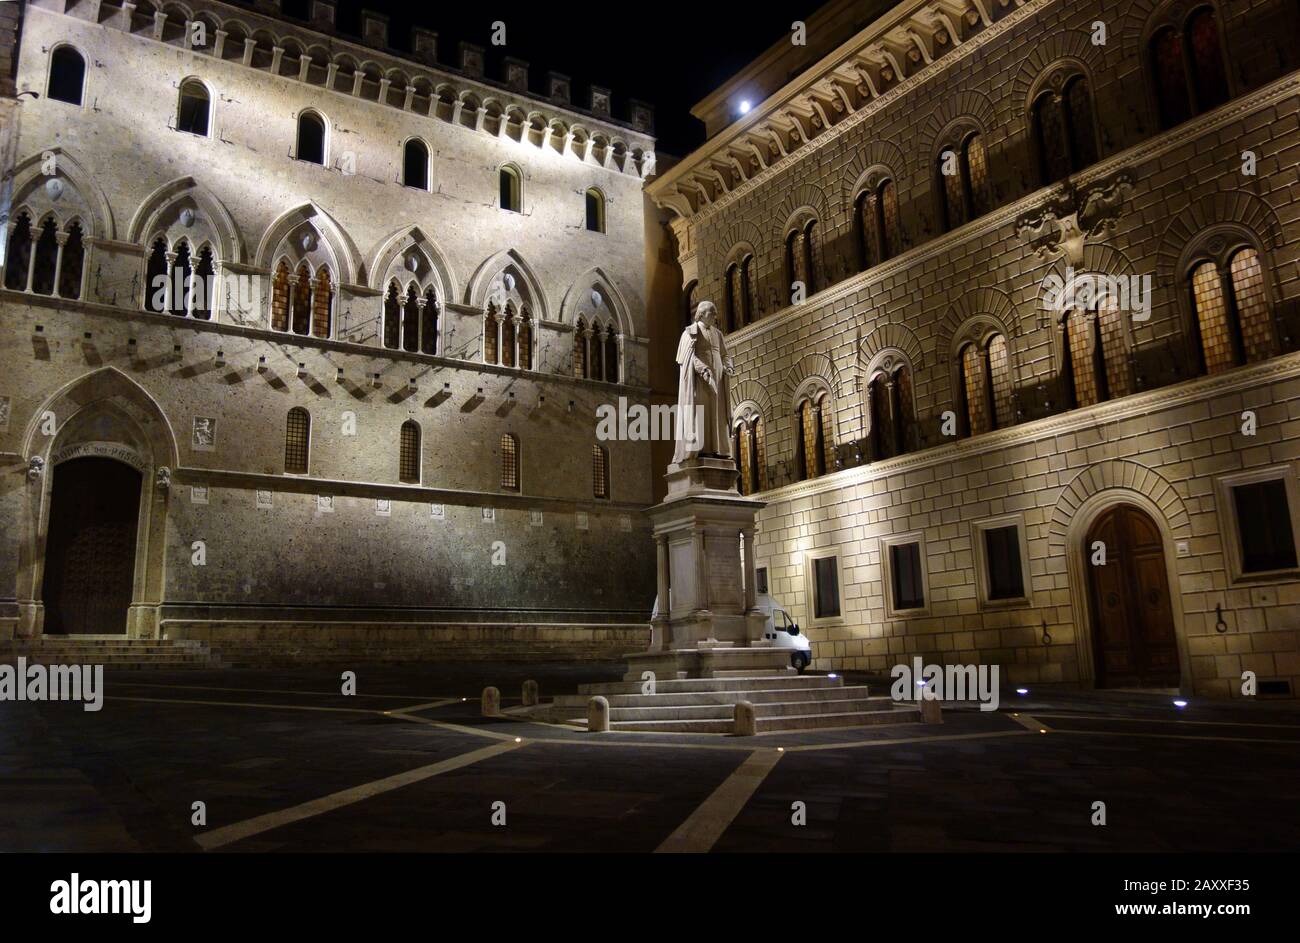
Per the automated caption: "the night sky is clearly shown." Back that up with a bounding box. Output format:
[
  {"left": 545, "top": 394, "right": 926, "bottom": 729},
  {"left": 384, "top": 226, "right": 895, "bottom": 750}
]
[{"left": 277, "top": 0, "right": 826, "bottom": 157}]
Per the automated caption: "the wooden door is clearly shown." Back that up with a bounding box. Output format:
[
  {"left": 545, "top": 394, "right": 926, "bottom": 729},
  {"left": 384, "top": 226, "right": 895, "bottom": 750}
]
[
  {"left": 40, "top": 457, "right": 141, "bottom": 635},
  {"left": 1086, "top": 504, "right": 1180, "bottom": 687}
]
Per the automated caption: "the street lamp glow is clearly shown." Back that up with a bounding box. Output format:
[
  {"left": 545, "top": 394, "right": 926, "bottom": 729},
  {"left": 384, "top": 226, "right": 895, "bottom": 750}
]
[{"left": 739, "top": 100, "right": 751, "bottom": 114}]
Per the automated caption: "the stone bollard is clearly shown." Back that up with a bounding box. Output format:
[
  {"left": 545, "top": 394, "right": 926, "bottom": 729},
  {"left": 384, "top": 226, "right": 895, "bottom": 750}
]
[
  {"left": 481, "top": 686, "right": 501, "bottom": 717},
  {"left": 734, "top": 700, "right": 757, "bottom": 736},
  {"left": 587, "top": 695, "right": 610, "bottom": 732},
  {"left": 522, "top": 679, "right": 539, "bottom": 707},
  {"left": 919, "top": 697, "right": 943, "bottom": 724}
]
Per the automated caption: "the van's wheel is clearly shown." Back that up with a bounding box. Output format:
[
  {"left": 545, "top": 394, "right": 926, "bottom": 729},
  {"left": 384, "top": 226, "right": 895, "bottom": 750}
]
[{"left": 791, "top": 653, "right": 808, "bottom": 674}]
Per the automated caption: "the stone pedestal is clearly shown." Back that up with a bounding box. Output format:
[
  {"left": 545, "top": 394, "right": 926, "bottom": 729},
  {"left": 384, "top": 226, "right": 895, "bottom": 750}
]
[{"left": 632, "top": 456, "right": 768, "bottom": 680}]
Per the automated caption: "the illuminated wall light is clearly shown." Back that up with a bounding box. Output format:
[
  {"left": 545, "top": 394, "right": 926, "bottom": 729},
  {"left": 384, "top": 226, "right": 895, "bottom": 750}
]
[
  {"left": 1173, "top": 699, "right": 1188, "bottom": 708},
  {"left": 1016, "top": 688, "right": 1029, "bottom": 695},
  {"left": 738, "top": 100, "right": 751, "bottom": 114}
]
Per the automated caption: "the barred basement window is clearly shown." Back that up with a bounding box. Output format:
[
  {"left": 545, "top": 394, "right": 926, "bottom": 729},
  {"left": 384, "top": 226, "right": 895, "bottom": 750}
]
[
  {"left": 399, "top": 421, "right": 421, "bottom": 484},
  {"left": 1232, "top": 479, "right": 1298, "bottom": 573},
  {"left": 889, "top": 542, "right": 925, "bottom": 611},
  {"left": 500, "top": 433, "right": 519, "bottom": 491},
  {"left": 285, "top": 407, "right": 310, "bottom": 474},
  {"left": 592, "top": 444, "right": 609, "bottom": 499},
  {"left": 811, "top": 555, "right": 841, "bottom": 620},
  {"left": 983, "top": 525, "right": 1025, "bottom": 600}
]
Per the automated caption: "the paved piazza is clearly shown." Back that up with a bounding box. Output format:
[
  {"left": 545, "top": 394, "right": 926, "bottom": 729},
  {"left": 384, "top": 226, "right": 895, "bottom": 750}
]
[{"left": 3, "top": 664, "right": 1297, "bottom": 854}]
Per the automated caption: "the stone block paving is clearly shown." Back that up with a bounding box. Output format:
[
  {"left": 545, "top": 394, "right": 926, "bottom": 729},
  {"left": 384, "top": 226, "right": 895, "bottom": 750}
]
[{"left": 3, "top": 665, "right": 1299, "bottom": 853}]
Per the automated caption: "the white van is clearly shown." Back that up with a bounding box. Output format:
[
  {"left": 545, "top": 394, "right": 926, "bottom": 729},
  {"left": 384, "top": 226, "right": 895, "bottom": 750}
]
[{"left": 754, "top": 593, "right": 812, "bottom": 673}]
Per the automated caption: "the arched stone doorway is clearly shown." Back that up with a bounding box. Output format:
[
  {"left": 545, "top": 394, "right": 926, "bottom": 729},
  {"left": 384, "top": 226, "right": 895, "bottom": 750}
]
[
  {"left": 17, "top": 368, "right": 176, "bottom": 639},
  {"left": 1084, "top": 504, "right": 1180, "bottom": 688},
  {"left": 41, "top": 457, "right": 143, "bottom": 635}
]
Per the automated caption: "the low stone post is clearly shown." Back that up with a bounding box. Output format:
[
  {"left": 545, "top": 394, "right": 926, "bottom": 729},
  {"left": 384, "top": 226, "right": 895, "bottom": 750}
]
[
  {"left": 919, "top": 697, "right": 942, "bottom": 724},
  {"left": 734, "top": 699, "right": 757, "bottom": 736},
  {"left": 522, "top": 679, "right": 539, "bottom": 707},
  {"left": 481, "top": 686, "right": 501, "bottom": 716},
  {"left": 587, "top": 695, "right": 610, "bottom": 732}
]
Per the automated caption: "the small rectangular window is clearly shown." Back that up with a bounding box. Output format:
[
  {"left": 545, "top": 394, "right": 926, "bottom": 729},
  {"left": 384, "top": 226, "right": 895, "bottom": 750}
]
[
  {"left": 755, "top": 566, "right": 769, "bottom": 596},
  {"left": 890, "top": 542, "right": 924, "bottom": 610},
  {"left": 177, "top": 90, "right": 210, "bottom": 136},
  {"left": 1233, "top": 479, "right": 1298, "bottom": 572},
  {"left": 984, "top": 525, "right": 1025, "bottom": 600},
  {"left": 812, "top": 556, "right": 840, "bottom": 619}
]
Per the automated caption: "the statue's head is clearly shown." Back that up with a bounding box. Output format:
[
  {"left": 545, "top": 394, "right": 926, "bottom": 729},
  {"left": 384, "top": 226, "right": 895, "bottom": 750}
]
[{"left": 694, "top": 300, "right": 717, "bottom": 327}]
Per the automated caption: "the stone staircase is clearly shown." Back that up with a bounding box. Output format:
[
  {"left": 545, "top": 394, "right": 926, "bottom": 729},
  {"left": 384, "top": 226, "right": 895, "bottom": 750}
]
[
  {"left": 0, "top": 637, "right": 223, "bottom": 670},
  {"left": 532, "top": 673, "right": 921, "bottom": 733}
]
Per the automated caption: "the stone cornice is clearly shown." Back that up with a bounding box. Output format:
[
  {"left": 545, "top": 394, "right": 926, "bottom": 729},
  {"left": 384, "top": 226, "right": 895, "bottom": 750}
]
[
  {"left": 648, "top": 0, "right": 1044, "bottom": 215},
  {"left": 753, "top": 350, "right": 1300, "bottom": 508}
]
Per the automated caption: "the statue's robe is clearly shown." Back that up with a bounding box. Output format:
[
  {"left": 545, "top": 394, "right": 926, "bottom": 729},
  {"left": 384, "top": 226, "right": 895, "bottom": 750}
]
[{"left": 673, "top": 320, "right": 731, "bottom": 463}]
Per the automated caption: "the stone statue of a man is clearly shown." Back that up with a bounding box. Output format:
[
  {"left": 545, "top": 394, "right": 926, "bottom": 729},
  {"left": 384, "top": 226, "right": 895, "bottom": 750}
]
[{"left": 673, "top": 300, "right": 735, "bottom": 464}]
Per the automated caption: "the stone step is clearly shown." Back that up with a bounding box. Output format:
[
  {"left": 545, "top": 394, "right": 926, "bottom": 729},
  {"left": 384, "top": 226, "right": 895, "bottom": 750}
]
[
  {"left": 587, "top": 705, "right": 919, "bottom": 733},
  {"left": 605, "top": 696, "right": 888, "bottom": 722},
  {"left": 708, "top": 668, "right": 796, "bottom": 678},
  {"left": 579, "top": 675, "right": 844, "bottom": 696},
  {"left": 553, "top": 684, "right": 873, "bottom": 709}
]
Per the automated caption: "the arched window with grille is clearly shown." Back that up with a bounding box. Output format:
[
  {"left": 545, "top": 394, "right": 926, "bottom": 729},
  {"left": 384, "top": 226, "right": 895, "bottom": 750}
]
[
  {"left": 168, "top": 241, "right": 192, "bottom": 316},
  {"left": 191, "top": 245, "right": 213, "bottom": 318},
  {"left": 296, "top": 110, "right": 326, "bottom": 164},
  {"left": 1187, "top": 242, "right": 1277, "bottom": 375},
  {"left": 794, "top": 391, "right": 832, "bottom": 481},
  {"left": 399, "top": 420, "right": 421, "bottom": 484},
  {"left": 403, "top": 139, "right": 429, "bottom": 190},
  {"left": 1033, "top": 74, "right": 1098, "bottom": 183},
  {"left": 867, "top": 360, "right": 914, "bottom": 460},
  {"left": 500, "top": 433, "right": 520, "bottom": 491},
  {"left": 48, "top": 46, "right": 86, "bottom": 106},
  {"left": 422, "top": 287, "right": 440, "bottom": 356},
  {"left": 725, "top": 262, "right": 742, "bottom": 331},
  {"left": 1148, "top": 5, "right": 1230, "bottom": 129},
  {"left": 58, "top": 221, "right": 86, "bottom": 300},
  {"left": 603, "top": 325, "right": 618, "bottom": 383},
  {"left": 285, "top": 407, "right": 310, "bottom": 474},
  {"left": 937, "top": 131, "right": 992, "bottom": 232},
  {"left": 957, "top": 333, "right": 1013, "bottom": 435},
  {"left": 30, "top": 217, "right": 58, "bottom": 295},
  {"left": 732, "top": 411, "right": 766, "bottom": 495},
  {"left": 592, "top": 444, "right": 609, "bottom": 499},
  {"left": 856, "top": 178, "right": 900, "bottom": 271}
]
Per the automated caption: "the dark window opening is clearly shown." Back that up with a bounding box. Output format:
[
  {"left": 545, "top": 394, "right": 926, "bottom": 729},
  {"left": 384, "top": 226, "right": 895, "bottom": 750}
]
[
  {"left": 890, "top": 542, "right": 925, "bottom": 610},
  {"left": 1233, "top": 480, "right": 1298, "bottom": 572},
  {"left": 812, "top": 556, "right": 840, "bottom": 619},
  {"left": 984, "top": 525, "right": 1025, "bottom": 600}
]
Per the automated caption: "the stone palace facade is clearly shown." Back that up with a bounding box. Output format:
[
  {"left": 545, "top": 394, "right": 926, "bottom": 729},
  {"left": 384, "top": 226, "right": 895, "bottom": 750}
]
[
  {"left": 0, "top": 0, "right": 667, "bottom": 650},
  {"left": 648, "top": 0, "right": 1300, "bottom": 697}
]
